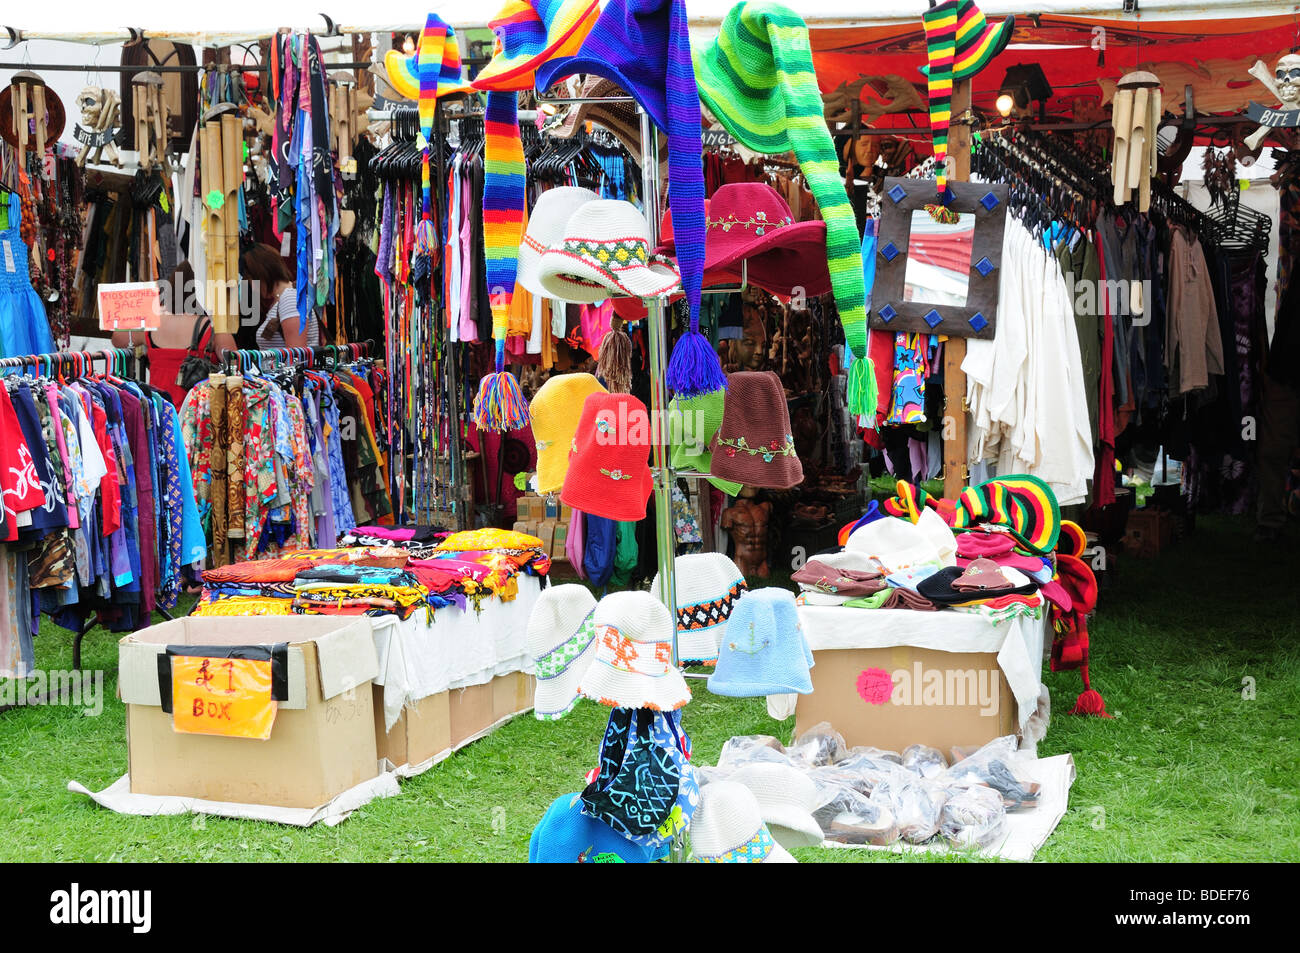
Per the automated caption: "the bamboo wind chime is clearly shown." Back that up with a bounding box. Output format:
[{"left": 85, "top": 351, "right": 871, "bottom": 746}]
[
  {"left": 9, "top": 71, "right": 49, "bottom": 157},
  {"left": 1111, "top": 70, "right": 1161, "bottom": 213},
  {"left": 131, "top": 71, "right": 169, "bottom": 172},
  {"left": 200, "top": 104, "right": 245, "bottom": 335}
]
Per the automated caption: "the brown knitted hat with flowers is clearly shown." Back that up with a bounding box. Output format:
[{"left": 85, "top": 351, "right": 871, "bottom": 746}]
[{"left": 708, "top": 371, "right": 803, "bottom": 490}]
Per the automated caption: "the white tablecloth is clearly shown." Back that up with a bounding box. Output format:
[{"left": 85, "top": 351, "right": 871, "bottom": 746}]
[
  {"left": 796, "top": 605, "right": 1048, "bottom": 731},
  {"left": 370, "top": 575, "right": 542, "bottom": 731}
]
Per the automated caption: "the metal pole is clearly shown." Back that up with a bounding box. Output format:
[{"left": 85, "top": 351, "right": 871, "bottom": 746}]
[{"left": 638, "top": 107, "right": 680, "bottom": 668}]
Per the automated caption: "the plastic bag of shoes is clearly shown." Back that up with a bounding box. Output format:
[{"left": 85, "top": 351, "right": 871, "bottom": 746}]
[
  {"left": 940, "top": 784, "right": 1007, "bottom": 850},
  {"left": 901, "top": 743, "right": 948, "bottom": 778}
]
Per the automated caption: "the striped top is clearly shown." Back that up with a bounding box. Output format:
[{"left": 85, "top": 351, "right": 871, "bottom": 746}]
[{"left": 257, "top": 286, "right": 320, "bottom": 348}]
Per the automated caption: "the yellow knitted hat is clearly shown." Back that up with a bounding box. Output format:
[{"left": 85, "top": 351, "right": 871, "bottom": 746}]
[{"left": 530, "top": 373, "right": 608, "bottom": 493}]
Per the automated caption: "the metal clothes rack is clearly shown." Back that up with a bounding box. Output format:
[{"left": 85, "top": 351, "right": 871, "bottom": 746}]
[{"left": 217, "top": 339, "right": 375, "bottom": 374}]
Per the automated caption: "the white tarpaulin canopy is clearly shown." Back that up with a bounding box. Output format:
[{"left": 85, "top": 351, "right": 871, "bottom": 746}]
[{"left": 3, "top": 0, "right": 1296, "bottom": 44}]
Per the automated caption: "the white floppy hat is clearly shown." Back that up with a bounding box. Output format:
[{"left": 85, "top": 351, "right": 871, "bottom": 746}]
[
  {"left": 728, "top": 763, "right": 824, "bottom": 849},
  {"left": 651, "top": 553, "right": 748, "bottom": 667},
  {"left": 689, "top": 781, "right": 796, "bottom": 863},
  {"left": 578, "top": 591, "right": 691, "bottom": 711},
  {"left": 527, "top": 584, "right": 600, "bottom": 720},
  {"left": 844, "top": 515, "right": 947, "bottom": 575},
  {"left": 517, "top": 186, "right": 600, "bottom": 297},
  {"left": 538, "top": 199, "right": 681, "bottom": 303}
]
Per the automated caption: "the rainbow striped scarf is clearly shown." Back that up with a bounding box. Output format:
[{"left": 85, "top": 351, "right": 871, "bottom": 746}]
[{"left": 472, "top": 90, "right": 531, "bottom": 430}]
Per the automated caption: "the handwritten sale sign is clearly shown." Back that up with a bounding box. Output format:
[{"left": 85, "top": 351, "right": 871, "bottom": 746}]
[
  {"left": 171, "top": 655, "right": 278, "bottom": 740},
  {"left": 97, "top": 281, "right": 162, "bottom": 331}
]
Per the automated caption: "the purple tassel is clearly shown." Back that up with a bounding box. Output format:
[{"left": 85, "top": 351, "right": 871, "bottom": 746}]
[{"left": 666, "top": 329, "right": 727, "bottom": 398}]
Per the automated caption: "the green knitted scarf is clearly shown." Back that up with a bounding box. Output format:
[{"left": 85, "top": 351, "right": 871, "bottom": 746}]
[{"left": 693, "top": 0, "right": 867, "bottom": 364}]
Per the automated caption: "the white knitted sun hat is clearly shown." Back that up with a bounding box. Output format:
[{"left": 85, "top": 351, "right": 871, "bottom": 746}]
[
  {"left": 651, "top": 553, "right": 748, "bottom": 666},
  {"left": 689, "top": 781, "right": 796, "bottom": 863},
  {"left": 578, "top": 590, "right": 691, "bottom": 711},
  {"left": 844, "top": 515, "right": 946, "bottom": 575},
  {"left": 727, "top": 763, "right": 824, "bottom": 849},
  {"left": 526, "top": 584, "right": 600, "bottom": 721},
  {"left": 517, "top": 186, "right": 600, "bottom": 297},
  {"left": 538, "top": 199, "right": 681, "bottom": 303}
]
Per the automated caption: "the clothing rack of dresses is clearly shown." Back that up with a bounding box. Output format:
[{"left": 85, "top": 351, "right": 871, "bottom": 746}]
[{"left": 0, "top": 346, "right": 187, "bottom": 704}]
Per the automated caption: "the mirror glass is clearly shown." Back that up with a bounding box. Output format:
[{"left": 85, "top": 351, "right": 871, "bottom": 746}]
[{"left": 903, "top": 209, "right": 976, "bottom": 307}]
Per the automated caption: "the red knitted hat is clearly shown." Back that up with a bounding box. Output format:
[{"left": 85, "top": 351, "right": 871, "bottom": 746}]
[
  {"left": 708, "top": 371, "right": 803, "bottom": 490},
  {"left": 561, "top": 392, "right": 654, "bottom": 522}
]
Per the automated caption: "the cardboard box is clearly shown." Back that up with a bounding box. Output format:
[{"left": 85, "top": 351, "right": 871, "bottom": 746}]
[
  {"left": 374, "top": 686, "right": 451, "bottom": 769},
  {"left": 1123, "top": 508, "right": 1173, "bottom": 558},
  {"left": 492, "top": 671, "right": 536, "bottom": 722},
  {"left": 517, "top": 494, "right": 572, "bottom": 525},
  {"left": 119, "top": 617, "right": 380, "bottom": 809},
  {"left": 794, "top": 646, "right": 1016, "bottom": 754},
  {"left": 447, "top": 681, "right": 496, "bottom": 748}
]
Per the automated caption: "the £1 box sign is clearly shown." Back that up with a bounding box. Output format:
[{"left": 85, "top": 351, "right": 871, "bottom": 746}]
[{"left": 156, "top": 645, "right": 290, "bottom": 740}]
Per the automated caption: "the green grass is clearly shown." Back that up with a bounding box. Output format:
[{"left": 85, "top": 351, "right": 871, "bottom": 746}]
[{"left": 1, "top": 515, "right": 1297, "bottom": 862}]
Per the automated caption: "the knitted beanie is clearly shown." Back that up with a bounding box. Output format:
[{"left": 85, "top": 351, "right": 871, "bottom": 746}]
[
  {"left": 688, "top": 781, "right": 796, "bottom": 863},
  {"left": 667, "top": 387, "right": 742, "bottom": 496},
  {"left": 526, "top": 583, "right": 599, "bottom": 720},
  {"left": 560, "top": 391, "right": 654, "bottom": 523},
  {"left": 708, "top": 371, "right": 803, "bottom": 490},
  {"left": 692, "top": 1, "right": 874, "bottom": 415},
  {"left": 535, "top": 0, "right": 723, "bottom": 397},
  {"left": 528, "top": 372, "right": 607, "bottom": 493},
  {"left": 529, "top": 792, "right": 667, "bottom": 862}
]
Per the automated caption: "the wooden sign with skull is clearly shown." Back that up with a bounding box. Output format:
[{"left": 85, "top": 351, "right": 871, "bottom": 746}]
[
  {"left": 1244, "top": 53, "right": 1300, "bottom": 150},
  {"left": 73, "top": 86, "right": 122, "bottom": 167}
]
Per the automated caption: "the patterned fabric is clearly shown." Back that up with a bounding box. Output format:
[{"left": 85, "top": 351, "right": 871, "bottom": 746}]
[
  {"left": 535, "top": 609, "right": 598, "bottom": 680},
  {"left": 581, "top": 708, "right": 696, "bottom": 847},
  {"left": 696, "top": 826, "right": 775, "bottom": 863},
  {"left": 886, "top": 332, "right": 935, "bottom": 425},
  {"left": 677, "top": 580, "right": 747, "bottom": 633}
]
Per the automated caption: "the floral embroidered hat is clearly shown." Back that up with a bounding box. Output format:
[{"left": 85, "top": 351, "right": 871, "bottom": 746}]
[
  {"left": 709, "top": 371, "right": 804, "bottom": 490},
  {"left": 538, "top": 199, "right": 681, "bottom": 303},
  {"left": 663, "top": 183, "right": 831, "bottom": 298},
  {"left": 529, "top": 372, "right": 607, "bottom": 493},
  {"left": 561, "top": 391, "right": 654, "bottom": 522}
]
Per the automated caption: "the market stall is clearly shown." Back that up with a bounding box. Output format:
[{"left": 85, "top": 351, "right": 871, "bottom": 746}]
[{"left": 1, "top": 0, "right": 1293, "bottom": 865}]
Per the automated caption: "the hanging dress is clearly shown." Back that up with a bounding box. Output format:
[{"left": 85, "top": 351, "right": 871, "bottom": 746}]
[{"left": 0, "top": 192, "right": 56, "bottom": 359}]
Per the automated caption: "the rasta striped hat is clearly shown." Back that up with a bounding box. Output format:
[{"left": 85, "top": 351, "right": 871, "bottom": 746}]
[
  {"left": 952, "top": 474, "right": 1061, "bottom": 556},
  {"left": 922, "top": 0, "right": 1015, "bottom": 194},
  {"left": 536, "top": 0, "right": 723, "bottom": 398},
  {"left": 692, "top": 0, "right": 874, "bottom": 416}
]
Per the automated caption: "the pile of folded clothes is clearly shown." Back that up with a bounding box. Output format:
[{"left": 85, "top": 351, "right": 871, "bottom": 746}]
[
  {"left": 190, "top": 528, "right": 553, "bottom": 620},
  {"left": 699, "top": 725, "right": 1043, "bottom": 851},
  {"left": 792, "top": 476, "right": 1093, "bottom": 626}
]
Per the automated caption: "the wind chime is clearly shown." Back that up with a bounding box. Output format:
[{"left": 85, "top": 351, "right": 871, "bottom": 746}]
[
  {"left": 8, "top": 71, "right": 51, "bottom": 157},
  {"left": 131, "top": 70, "right": 169, "bottom": 172},
  {"left": 1111, "top": 70, "right": 1161, "bottom": 212},
  {"left": 200, "top": 103, "right": 245, "bottom": 334}
]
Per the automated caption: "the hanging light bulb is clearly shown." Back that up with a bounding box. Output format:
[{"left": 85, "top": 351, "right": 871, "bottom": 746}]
[{"left": 996, "top": 93, "right": 1015, "bottom": 117}]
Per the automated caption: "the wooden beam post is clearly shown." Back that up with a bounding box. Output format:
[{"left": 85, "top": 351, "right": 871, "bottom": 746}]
[{"left": 942, "top": 76, "right": 972, "bottom": 500}]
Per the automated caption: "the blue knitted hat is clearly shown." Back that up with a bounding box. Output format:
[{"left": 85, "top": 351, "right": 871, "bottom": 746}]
[
  {"left": 536, "top": 0, "right": 724, "bottom": 397},
  {"left": 708, "top": 587, "right": 813, "bottom": 697},
  {"left": 529, "top": 791, "right": 668, "bottom": 863}
]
